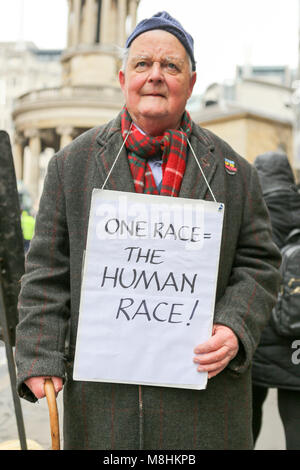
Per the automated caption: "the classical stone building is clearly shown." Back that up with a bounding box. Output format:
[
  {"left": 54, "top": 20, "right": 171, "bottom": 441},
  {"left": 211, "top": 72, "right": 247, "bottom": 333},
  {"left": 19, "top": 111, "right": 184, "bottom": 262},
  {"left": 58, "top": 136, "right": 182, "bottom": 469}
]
[
  {"left": 12, "top": 0, "right": 140, "bottom": 205},
  {"left": 193, "top": 104, "right": 293, "bottom": 165},
  {"left": 189, "top": 66, "right": 299, "bottom": 181},
  {"left": 0, "top": 41, "right": 62, "bottom": 142}
]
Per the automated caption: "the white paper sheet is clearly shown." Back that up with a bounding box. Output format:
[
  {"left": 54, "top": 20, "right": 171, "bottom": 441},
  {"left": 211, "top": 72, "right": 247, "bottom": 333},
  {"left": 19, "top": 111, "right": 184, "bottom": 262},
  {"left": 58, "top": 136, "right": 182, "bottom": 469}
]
[{"left": 73, "top": 190, "right": 224, "bottom": 390}]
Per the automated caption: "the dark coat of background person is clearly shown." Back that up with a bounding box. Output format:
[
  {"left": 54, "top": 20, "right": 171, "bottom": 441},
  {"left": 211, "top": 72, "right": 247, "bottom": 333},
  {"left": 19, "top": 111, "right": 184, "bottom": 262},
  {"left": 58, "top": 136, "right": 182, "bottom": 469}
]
[
  {"left": 15, "top": 114, "right": 281, "bottom": 450},
  {"left": 0, "top": 131, "right": 25, "bottom": 346},
  {"left": 252, "top": 150, "right": 300, "bottom": 391}
]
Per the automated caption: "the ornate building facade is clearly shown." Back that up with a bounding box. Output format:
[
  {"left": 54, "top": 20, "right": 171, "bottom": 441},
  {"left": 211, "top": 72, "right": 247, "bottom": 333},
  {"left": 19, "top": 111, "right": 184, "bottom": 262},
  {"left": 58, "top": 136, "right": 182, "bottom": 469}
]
[
  {"left": 12, "top": 0, "right": 140, "bottom": 204},
  {"left": 189, "top": 66, "right": 297, "bottom": 180},
  {"left": 0, "top": 42, "right": 62, "bottom": 142}
]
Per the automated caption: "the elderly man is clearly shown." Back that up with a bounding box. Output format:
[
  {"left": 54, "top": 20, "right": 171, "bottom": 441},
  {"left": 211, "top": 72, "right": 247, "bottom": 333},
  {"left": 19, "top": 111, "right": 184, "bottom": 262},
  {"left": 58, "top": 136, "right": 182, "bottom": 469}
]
[{"left": 16, "top": 12, "right": 281, "bottom": 450}]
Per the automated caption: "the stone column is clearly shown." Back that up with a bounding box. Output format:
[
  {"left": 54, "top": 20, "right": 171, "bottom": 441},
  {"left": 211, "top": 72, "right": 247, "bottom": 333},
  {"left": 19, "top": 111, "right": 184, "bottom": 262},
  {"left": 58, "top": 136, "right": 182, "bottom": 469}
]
[
  {"left": 118, "top": 0, "right": 127, "bottom": 46},
  {"left": 100, "top": 0, "right": 111, "bottom": 44},
  {"left": 72, "top": 0, "right": 81, "bottom": 46},
  {"left": 81, "top": 0, "right": 96, "bottom": 44},
  {"left": 24, "top": 129, "right": 41, "bottom": 204},
  {"left": 12, "top": 135, "right": 25, "bottom": 181},
  {"left": 56, "top": 126, "right": 75, "bottom": 149},
  {"left": 129, "top": 0, "right": 138, "bottom": 33},
  {"left": 86, "top": 0, "right": 97, "bottom": 44}
]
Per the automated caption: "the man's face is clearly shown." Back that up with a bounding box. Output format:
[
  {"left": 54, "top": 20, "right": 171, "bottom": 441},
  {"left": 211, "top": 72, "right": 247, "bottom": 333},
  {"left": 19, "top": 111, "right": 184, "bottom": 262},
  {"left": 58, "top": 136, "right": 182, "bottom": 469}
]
[{"left": 119, "top": 30, "right": 196, "bottom": 134}]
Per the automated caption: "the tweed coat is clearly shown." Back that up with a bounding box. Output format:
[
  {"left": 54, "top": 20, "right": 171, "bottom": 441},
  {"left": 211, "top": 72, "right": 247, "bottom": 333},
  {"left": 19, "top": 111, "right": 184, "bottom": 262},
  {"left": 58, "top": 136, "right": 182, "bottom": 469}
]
[{"left": 15, "top": 111, "right": 281, "bottom": 450}]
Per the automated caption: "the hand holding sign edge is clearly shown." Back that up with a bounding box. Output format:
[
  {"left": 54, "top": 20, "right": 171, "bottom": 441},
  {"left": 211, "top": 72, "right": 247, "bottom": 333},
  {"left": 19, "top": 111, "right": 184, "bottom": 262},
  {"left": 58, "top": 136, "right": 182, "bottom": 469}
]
[{"left": 193, "top": 324, "right": 239, "bottom": 379}]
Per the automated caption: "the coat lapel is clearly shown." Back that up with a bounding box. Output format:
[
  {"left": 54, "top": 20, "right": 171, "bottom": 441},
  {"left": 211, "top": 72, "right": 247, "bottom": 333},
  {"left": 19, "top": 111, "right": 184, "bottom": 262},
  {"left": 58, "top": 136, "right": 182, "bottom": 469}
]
[
  {"left": 179, "top": 127, "right": 218, "bottom": 201},
  {"left": 94, "top": 116, "right": 135, "bottom": 194}
]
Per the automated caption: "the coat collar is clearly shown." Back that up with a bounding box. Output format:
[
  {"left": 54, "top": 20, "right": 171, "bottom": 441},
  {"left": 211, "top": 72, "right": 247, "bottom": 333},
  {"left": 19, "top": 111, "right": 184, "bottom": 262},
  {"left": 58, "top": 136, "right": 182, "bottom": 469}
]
[
  {"left": 179, "top": 122, "right": 217, "bottom": 201},
  {"left": 94, "top": 113, "right": 218, "bottom": 200},
  {"left": 95, "top": 113, "right": 135, "bottom": 193}
]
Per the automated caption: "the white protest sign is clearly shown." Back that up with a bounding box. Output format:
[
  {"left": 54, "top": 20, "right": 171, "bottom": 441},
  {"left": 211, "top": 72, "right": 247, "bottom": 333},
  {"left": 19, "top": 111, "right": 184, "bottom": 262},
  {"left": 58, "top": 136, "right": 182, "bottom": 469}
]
[{"left": 73, "top": 189, "right": 224, "bottom": 390}]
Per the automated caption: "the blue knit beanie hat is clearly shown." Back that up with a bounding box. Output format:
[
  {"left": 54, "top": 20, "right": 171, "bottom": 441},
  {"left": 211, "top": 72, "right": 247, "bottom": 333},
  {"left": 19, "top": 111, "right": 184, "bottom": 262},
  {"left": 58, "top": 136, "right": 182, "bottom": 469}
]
[{"left": 126, "top": 11, "right": 196, "bottom": 71}]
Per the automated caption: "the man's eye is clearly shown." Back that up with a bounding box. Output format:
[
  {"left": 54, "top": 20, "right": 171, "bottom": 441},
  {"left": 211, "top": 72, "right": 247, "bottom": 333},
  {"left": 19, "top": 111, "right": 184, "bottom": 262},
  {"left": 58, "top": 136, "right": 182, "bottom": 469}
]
[
  {"left": 136, "top": 61, "right": 147, "bottom": 68},
  {"left": 167, "top": 63, "right": 178, "bottom": 72}
]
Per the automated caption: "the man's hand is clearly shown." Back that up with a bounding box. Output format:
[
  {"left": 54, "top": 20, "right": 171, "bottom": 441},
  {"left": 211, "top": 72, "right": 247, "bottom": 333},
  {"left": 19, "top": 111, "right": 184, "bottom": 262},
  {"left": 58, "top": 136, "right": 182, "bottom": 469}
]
[
  {"left": 24, "top": 376, "right": 63, "bottom": 399},
  {"left": 193, "top": 324, "right": 239, "bottom": 379}
]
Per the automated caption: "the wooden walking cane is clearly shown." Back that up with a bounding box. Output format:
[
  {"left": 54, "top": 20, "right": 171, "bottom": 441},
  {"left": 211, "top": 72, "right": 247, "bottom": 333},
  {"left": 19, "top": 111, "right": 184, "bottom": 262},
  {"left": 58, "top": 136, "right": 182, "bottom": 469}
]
[{"left": 44, "top": 379, "right": 60, "bottom": 450}]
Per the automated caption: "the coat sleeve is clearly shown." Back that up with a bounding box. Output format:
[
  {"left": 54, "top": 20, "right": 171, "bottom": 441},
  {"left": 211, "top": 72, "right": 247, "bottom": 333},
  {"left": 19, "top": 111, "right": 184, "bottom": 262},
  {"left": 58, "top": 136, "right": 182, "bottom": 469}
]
[
  {"left": 213, "top": 163, "right": 282, "bottom": 375},
  {"left": 15, "top": 153, "right": 70, "bottom": 402}
]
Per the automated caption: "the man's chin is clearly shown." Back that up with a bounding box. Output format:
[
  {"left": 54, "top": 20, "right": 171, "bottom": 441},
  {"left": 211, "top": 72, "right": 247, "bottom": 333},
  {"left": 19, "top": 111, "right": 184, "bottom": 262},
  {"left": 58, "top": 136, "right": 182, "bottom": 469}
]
[{"left": 138, "top": 109, "right": 169, "bottom": 120}]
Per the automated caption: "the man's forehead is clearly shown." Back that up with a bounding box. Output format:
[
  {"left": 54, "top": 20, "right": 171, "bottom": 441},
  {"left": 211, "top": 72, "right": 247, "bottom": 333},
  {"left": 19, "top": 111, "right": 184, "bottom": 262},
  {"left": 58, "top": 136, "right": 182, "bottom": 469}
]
[{"left": 128, "top": 30, "right": 188, "bottom": 58}]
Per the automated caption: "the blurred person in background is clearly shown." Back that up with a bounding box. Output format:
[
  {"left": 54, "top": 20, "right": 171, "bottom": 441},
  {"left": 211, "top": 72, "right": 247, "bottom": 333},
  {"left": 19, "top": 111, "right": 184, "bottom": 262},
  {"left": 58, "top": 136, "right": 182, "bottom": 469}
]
[
  {"left": 252, "top": 150, "right": 300, "bottom": 450},
  {"left": 18, "top": 181, "right": 35, "bottom": 252},
  {"left": 20, "top": 209, "right": 35, "bottom": 253}
]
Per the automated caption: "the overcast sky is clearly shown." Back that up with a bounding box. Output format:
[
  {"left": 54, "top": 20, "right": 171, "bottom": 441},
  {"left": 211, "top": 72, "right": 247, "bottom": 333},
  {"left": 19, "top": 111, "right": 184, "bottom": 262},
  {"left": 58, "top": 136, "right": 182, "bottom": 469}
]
[{"left": 0, "top": 0, "right": 299, "bottom": 94}]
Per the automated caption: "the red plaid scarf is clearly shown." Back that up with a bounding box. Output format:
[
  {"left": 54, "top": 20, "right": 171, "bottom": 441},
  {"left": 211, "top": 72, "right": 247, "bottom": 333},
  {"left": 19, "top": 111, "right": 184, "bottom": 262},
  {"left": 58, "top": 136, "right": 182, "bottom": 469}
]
[{"left": 121, "top": 107, "right": 192, "bottom": 197}]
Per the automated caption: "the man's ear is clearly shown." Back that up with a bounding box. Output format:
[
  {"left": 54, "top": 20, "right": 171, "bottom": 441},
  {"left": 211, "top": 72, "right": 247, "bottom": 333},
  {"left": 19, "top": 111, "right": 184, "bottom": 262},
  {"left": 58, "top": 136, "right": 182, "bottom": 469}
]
[
  {"left": 119, "top": 70, "right": 125, "bottom": 92},
  {"left": 188, "top": 72, "right": 197, "bottom": 99}
]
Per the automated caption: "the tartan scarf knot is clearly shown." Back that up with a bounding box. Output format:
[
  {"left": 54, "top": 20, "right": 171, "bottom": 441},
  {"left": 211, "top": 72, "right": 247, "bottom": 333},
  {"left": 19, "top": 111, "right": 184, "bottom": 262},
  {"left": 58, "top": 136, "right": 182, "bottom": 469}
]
[{"left": 121, "top": 107, "right": 192, "bottom": 197}]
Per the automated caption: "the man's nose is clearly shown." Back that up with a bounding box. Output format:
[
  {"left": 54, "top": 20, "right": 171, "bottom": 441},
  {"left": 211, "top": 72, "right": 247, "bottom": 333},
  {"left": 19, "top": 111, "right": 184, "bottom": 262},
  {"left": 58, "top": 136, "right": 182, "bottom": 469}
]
[{"left": 148, "top": 62, "right": 164, "bottom": 82}]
